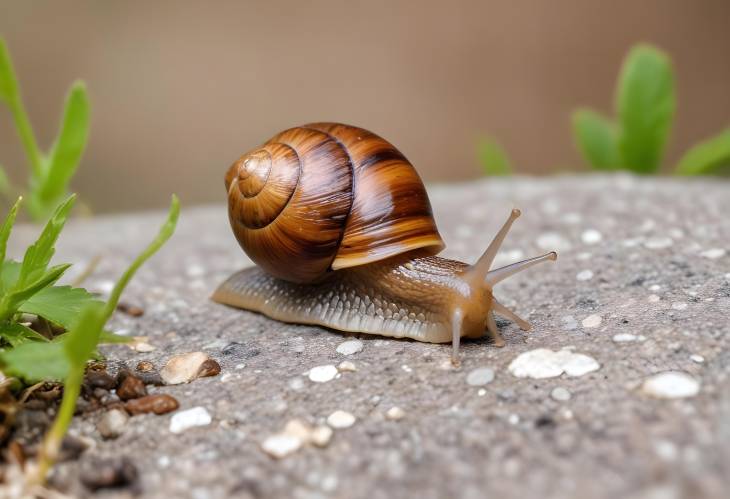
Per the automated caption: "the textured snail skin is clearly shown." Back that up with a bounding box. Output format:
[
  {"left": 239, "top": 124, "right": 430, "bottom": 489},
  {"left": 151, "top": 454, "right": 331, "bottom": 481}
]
[{"left": 216, "top": 123, "right": 558, "bottom": 363}]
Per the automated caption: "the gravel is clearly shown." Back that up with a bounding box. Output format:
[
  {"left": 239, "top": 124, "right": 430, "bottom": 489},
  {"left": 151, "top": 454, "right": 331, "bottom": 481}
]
[{"left": 6, "top": 174, "right": 730, "bottom": 499}]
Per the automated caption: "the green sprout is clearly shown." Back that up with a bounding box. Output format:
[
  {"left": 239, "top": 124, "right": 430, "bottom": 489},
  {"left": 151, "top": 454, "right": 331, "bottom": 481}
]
[{"left": 476, "top": 136, "right": 513, "bottom": 176}]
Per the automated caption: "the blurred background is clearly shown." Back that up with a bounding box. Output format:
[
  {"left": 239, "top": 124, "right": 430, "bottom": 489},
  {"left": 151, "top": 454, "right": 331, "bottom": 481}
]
[{"left": 1, "top": 0, "right": 729, "bottom": 213}]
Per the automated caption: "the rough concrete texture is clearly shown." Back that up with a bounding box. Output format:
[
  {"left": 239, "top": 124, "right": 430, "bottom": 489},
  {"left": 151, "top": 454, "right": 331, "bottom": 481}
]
[{"left": 8, "top": 174, "right": 730, "bottom": 499}]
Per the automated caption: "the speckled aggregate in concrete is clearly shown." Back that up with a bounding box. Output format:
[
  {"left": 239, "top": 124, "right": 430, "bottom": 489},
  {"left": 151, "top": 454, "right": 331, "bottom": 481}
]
[{"left": 8, "top": 174, "right": 730, "bottom": 499}]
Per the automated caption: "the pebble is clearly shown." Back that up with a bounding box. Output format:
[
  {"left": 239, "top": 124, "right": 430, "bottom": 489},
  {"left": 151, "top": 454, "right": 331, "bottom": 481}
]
[
  {"left": 537, "top": 233, "right": 571, "bottom": 252},
  {"left": 124, "top": 394, "right": 179, "bottom": 415},
  {"left": 385, "top": 407, "right": 406, "bottom": 421},
  {"left": 700, "top": 248, "right": 726, "bottom": 259},
  {"left": 97, "top": 409, "right": 129, "bottom": 439},
  {"left": 80, "top": 457, "right": 138, "bottom": 491},
  {"left": 310, "top": 426, "right": 334, "bottom": 447},
  {"left": 336, "top": 339, "right": 364, "bottom": 356},
  {"left": 561, "top": 316, "right": 578, "bottom": 331},
  {"left": 690, "top": 354, "right": 705, "bottom": 363},
  {"left": 508, "top": 348, "right": 600, "bottom": 379},
  {"left": 308, "top": 365, "right": 338, "bottom": 383},
  {"left": 160, "top": 352, "right": 221, "bottom": 385},
  {"left": 85, "top": 370, "right": 117, "bottom": 390},
  {"left": 612, "top": 333, "right": 646, "bottom": 343},
  {"left": 581, "top": 314, "right": 602, "bottom": 328},
  {"left": 640, "top": 371, "right": 700, "bottom": 399},
  {"left": 136, "top": 361, "right": 155, "bottom": 373},
  {"left": 576, "top": 269, "right": 594, "bottom": 281},
  {"left": 644, "top": 237, "right": 673, "bottom": 250},
  {"left": 169, "top": 407, "right": 212, "bottom": 433},
  {"left": 327, "top": 410, "right": 356, "bottom": 429},
  {"left": 116, "top": 374, "right": 147, "bottom": 401},
  {"left": 671, "top": 302, "right": 688, "bottom": 311},
  {"left": 337, "top": 361, "right": 357, "bottom": 372},
  {"left": 466, "top": 367, "right": 495, "bottom": 386},
  {"left": 550, "top": 387, "right": 572, "bottom": 401},
  {"left": 581, "top": 229, "right": 603, "bottom": 245},
  {"left": 261, "top": 433, "right": 302, "bottom": 459}
]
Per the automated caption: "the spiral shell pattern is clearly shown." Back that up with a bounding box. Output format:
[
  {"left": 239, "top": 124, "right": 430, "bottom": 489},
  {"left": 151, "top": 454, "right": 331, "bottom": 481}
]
[{"left": 226, "top": 123, "right": 444, "bottom": 283}]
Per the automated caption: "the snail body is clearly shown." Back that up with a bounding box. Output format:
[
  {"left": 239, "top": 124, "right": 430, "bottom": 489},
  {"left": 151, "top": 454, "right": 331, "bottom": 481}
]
[{"left": 213, "top": 123, "right": 557, "bottom": 363}]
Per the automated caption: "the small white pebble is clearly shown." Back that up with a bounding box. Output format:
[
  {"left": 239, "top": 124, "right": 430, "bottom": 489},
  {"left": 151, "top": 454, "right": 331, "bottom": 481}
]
[
  {"left": 260, "top": 433, "right": 302, "bottom": 459},
  {"left": 550, "top": 387, "right": 572, "bottom": 401},
  {"left": 671, "top": 302, "right": 688, "bottom": 311},
  {"left": 582, "top": 314, "right": 602, "bottom": 328},
  {"left": 508, "top": 348, "right": 600, "bottom": 379},
  {"left": 466, "top": 367, "right": 495, "bottom": 386},
  {"left": 336, "top": 339, "right": 363, "bottom": 356},
  {"left": 385, "top": 407, "right": 406, "bottom": 421},
  {"left": 401, "top": 365, "right": 412, "bottom": 373},
  {"left": 576, "top": 269, "right": 594, "bottom": 281},
  {"left": 700, "top": 248, "right": 726, "bottom": 259},
  {"left": 508, "top": 414, "right": 520, "bottom": 425},
  {"left": 648, "top": 294, "right": 661, "bottom": 303},
  {"left": 160, "top": 352, "right": 218, "bottom": 385},
  {"left": 649, "top": 284, "right": 661, "bottom": 291},
  {"left": 690, "top": 354, "right": 705, "bottom": 364},
  {"left": 337, "top": 361, "right": 357, "bottom": 372},
  {"left": 133, "top": 342, "right": 156, "bottom": 353},
  {"left": 308, "top": 365, "right": 338, "bottom": 383},
  {"left": 641, "top": 371, "right": 700, "bottom": 399},
  {"left": 169, "top": 407, "right": 212, "bottom": 434},
  {"left": 235, "top": 363, "right": 246, "bottom": 370},
  {"left": 644, "top": 237, "right": 673, "bottom": 250},
  {"left": 612, "top": 333, "right": 646, "bottom": 343},
  {"left": 327, "top": 410, "right": 356, "bottom": 429},
  {"left": 581, "top": 229, "right": 603, "bottom": 245},
  {"left": 310, "top": 426, "right": 333, "bottom": 447},
  {"left": 477, "top": 389, "right": 487, "bottom": 396},
  {"left": 220, "top": 373, "right": 233, "bottom": 383}
]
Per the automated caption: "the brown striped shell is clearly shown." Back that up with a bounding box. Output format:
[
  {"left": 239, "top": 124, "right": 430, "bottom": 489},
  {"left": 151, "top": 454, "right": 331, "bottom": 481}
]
[{"left": 225, "top": 123, "right": 445, "bottom": 283}]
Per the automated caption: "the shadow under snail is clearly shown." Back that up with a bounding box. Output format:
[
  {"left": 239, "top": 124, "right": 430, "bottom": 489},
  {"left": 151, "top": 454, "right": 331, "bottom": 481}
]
[{"left": 212, "top": 123, "right": 557, "bottom": 365}]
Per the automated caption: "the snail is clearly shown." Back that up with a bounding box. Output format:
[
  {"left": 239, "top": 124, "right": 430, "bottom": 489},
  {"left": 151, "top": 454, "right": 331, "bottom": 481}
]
[{"left": 212, "top": 123, "right": 557, "bottom": 364}]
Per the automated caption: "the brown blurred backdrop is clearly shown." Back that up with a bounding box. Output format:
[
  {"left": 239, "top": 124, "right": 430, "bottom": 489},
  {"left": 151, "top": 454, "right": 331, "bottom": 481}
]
[{"left": 1, "top": 0, "right": 729, "bottom": 213}]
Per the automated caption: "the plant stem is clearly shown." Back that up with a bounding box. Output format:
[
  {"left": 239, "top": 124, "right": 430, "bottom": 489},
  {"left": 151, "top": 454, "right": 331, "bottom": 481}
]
[
  {"left": 8, "top": 95, "right": 44, "bottom": 181},
  {"left": 32, "top": 366, "right": 82, "bottom": 485}
]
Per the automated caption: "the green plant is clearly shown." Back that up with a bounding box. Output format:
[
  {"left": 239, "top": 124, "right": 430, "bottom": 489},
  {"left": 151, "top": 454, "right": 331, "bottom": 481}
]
[
  {"left": 0, "top": 37, "right": 90, "bottom": 221},
  {"left": 0, "top": 194, "right": 179, "bottom": 483},
  {"left": 476, "top": 136, "right": 512, "bottom": 176},
  {"left": 572, "top": 43, "right": 730, "bottom": 176}
]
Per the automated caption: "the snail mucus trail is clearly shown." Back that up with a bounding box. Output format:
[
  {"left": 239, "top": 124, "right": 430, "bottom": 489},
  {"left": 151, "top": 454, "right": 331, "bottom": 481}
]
[{"left": 212, "top": 123, "right": 557, "bottom": 364}]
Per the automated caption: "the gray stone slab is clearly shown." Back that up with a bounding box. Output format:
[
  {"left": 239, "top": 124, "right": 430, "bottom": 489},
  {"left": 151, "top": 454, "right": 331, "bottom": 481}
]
[{"left": 7, "top": 174, "right": 730, "bottom": 499}]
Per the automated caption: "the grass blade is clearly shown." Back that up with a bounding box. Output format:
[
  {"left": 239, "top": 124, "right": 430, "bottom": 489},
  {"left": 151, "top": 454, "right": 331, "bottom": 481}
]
[
  {"left": 675, "top": 128, "right": 730, "bottom": 176},
  {"left": 0, "top": 37, "right": 18, "bottom": 104},
  {"left": 0, "top": 197, "right": 21, "bottom": 265},
  {"left": 572, "top": 109, "right": 621, "bottom": 170}
]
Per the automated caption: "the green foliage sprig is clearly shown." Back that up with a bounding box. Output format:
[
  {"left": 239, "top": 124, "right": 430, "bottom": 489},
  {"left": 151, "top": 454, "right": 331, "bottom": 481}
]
[{"left": 0, "top": 37, "right": 90, "bottom": 221}]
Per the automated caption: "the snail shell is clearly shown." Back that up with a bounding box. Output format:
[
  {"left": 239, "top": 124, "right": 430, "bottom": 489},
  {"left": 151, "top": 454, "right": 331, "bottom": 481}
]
[{"left": 225, "top": 123, "right": 445, "bottom": 283}]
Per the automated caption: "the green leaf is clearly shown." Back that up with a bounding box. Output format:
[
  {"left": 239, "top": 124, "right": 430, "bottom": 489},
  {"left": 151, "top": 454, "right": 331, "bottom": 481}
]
[
  {"left": 476, "top": 137, "right": 512, "bottom": 176},
  {"left": 0, "top": 264, "right": 70, "bottom": 321},
  {"left": 616, "top": 44, "right": 675, "bottom": 173},
  {"left": 675, "top": 128, "right": 730, "bottom": 176},
  {"left": 572, "top": 109, "right": 621, "bottom": 170},
  {"left": 102, "top": 194, "right": 180, "bottom": 321},
  {"left": 0, "top": 322, "right": 49, "bottom": 348},
  {"left": 0, "top": 197, "right": 21, "bottom": 264},
  {"left": 64, "top": 301, "right": 105, "bottom": 368},
  {"left": 0, "top": 340, "right": 69, "bottom": 381},
  {"left": 19, "top": 285, "right": 103, "bottom": 329},
  {"left": 0, "top": 37, "right": 19, "bottom": 104},
  {"left": 18, "top": 195, "right": 75, "bottom": 287},
  {"left": 34, "top": 82, "right": 90, "bottom": 209},
  {"left": 0, "top": 260, "right": 20, "bottom": 293},
  {"left": 99, "top": 330, "right": 133, "bottom": 344}
]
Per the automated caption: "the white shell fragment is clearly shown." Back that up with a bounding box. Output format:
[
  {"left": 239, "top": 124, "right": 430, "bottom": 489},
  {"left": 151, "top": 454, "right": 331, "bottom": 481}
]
[
  {"left": 261, "top": 433, "right": 302, "bottom": 459},
  {"left": 327, "top": 410, "right": 356, "bottom": 429},
  {"left": 308, "top": 365, "right": 338, "bottom": 383},
  {"left": 466, "top": 367, "right": 495, "bottom": 386},
  {"left": 169, "top": 407, "right": 212, "bottom": 434},
  {"left": 641, "top": 372, "right": 700, "bottom": 399},
  {"left": 581, "top": 314, "right": 602, "bottom": 328},
  {"left": 337, "top": 361, "right": 357, "bottom": 372},
  {"left": 336, "top": 339, "right": 364, "bottom": 356},
  {"left": 508, "top": 348, "right": 600, "bottom": 379},
  {"left": 160, "top": 351, "right": 215, "bottom": 385}
]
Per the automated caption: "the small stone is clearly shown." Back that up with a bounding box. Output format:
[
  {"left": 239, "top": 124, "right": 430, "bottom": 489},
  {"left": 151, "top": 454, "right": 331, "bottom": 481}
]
[
  {"left": 125, "top": 394, "right": 179, "bottom": 415},
  {"left": 283, "top": 419, "right": 313, "bottom": 441},
  {"left": 385, "top": 407, "right": 406, "bottom": 421},
  {"left": 261, "top": 434, "right": 302, "bottom": 459},
  {"left": 337, "top": 361, "right": 357, "bottom": 372},
  {"left": 561, "top": 315, "right": 578, "bottom": 331},
  {"left": 671, "top": 302, "right": 688, "bottom": 311},
  {"left": 576, "top": 269, "right": 594, "bottom": 281},
  {"left": 700, "top": 248, "right": 726, "bottom": 259},
  {"left": 551, "top": 387, "right": 572, "bottom": 401},
  {"left": 136, "top": 361, "right": 155, "bottom": 373},
  {"left": 336, "top": 339, "right": 364, "bottom": 356},
  {"left": 644, "top": 237, "right": 673, "bottom": 250},
  {"left": 309, "top": 365, "right": 338, "bottom": 383},
  {"left": 169, "top": 407, "right": 212, "bottom": 433},
  {"left": 80, "top": 457, "right": 138, "bottom": 491},
  {"left": 116, "top": 374, "right": 147, "bottom": 401},
  {"left": 641, "top": 372, "right": 700, "bottom": 399},
  {"left": 97, "top": 409, "right": 129, "bottom": 439},
  {"left": 160, "top": 352, "right": 220, "bottom": 385},
  {"left": 581, "top": 229, "right": 603, "bottom": 245},
  {"left": 508, "top": 348, "right": 600, "bottom": 379},
  {"left": 466, "top": 367, "right": 495, "bottom": 386},
  {"left": 581, "top": 314, "right": 602, "bottom": 328},
  {"left": 508, "top": 414, "right": 520, "bottom": 425},
  {"left": 85, "top": 370, "right": 117, "bottom": 390},
  {"left": 310, "top": 426, "right": 334, "bottom": 447},
  {"left": 116, "top": 302, "right": 144, "bottom": 317},
  {"left": 690, "top": 354, "right": 705, "bottom": 363},
  {"left": 612, "top": 333, "right": 646, "bottom": 343},
  {"left": 477, "top": 389, "right": 487, "bottom": 396},
  {"left": 327, "top": 410, "right": 356, "bottom": 429}
]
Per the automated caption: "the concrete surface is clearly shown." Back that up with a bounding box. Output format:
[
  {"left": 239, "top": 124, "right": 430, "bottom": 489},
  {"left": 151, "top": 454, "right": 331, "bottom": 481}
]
[{"left": 7, "top": 174, "right": 730, "bottom": 499}]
